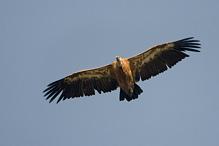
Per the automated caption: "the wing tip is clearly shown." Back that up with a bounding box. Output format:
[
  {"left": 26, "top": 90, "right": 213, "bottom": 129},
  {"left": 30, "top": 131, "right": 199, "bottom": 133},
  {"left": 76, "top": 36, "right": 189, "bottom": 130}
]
[
  {"left": 175, "top": 37, "right": 201, "bottom": 52},
  {"left": 43, "top": 78, "right": 64, "bottom": 103}
]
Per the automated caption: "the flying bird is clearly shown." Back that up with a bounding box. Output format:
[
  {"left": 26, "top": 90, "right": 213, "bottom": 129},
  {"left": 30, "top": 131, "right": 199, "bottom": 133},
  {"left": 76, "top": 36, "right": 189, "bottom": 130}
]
[{"left": 43, "top": 37, "right": 200, "bottom": 103}]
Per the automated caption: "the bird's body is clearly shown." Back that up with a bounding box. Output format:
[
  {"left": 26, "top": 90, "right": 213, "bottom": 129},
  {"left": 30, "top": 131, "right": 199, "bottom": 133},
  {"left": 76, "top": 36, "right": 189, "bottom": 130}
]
[
  {"left": 115, "top": 56, "right": 135, "bottom": 96},
  {"left": 43, "top": 37, "right": 200, "bottom": 103}
]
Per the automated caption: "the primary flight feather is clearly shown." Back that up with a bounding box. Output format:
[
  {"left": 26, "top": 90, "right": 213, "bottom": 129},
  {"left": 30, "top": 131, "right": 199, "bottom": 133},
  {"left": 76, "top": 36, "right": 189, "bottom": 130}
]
[{"left": 43, "top": 37, "right": 200, "bottom": 103}]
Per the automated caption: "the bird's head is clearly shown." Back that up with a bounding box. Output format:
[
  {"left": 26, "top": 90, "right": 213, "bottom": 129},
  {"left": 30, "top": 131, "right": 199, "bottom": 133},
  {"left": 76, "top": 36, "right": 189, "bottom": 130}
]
[{"left": 116, "top": 56, "right": 122, "bottom": 68}]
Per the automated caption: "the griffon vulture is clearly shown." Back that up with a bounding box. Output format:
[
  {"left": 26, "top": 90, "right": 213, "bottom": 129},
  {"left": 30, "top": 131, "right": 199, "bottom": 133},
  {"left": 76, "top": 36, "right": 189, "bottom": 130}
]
[{"left": 43, "top": 37, "right": 200, "bottom": 103}]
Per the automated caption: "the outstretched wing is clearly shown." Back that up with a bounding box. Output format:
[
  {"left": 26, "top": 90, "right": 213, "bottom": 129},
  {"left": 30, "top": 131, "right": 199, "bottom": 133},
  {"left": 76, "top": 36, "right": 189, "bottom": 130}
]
[
  {"left": 43, "top": 63, "right": 119, "bottom": 103},
  {"left": 128, "top": 37, "right": 201, "bottom": 82}
]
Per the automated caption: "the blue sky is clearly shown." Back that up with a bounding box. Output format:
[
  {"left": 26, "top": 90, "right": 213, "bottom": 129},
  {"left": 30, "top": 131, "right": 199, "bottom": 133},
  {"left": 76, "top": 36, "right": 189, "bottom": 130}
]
[{"left": 1, "top": 0, "right": 219, "bottom": 146}]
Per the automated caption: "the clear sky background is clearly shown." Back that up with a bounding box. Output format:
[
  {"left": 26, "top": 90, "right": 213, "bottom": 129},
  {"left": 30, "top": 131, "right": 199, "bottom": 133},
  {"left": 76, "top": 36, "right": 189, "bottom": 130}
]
[{"left": 1, "top": 0, "right": 219, "bottom": 146}]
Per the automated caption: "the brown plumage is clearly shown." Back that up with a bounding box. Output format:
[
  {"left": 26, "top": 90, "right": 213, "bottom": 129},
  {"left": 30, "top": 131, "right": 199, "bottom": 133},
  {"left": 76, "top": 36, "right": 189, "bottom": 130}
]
[{"left": 43, "top": 37, "right": 200, "bottom": 103}]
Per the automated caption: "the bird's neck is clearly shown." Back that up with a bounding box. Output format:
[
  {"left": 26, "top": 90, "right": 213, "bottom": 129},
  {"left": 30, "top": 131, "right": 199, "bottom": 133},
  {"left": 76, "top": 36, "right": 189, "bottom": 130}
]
[{"left": 116, "top": 59, "right": 123, "bottom": 69}]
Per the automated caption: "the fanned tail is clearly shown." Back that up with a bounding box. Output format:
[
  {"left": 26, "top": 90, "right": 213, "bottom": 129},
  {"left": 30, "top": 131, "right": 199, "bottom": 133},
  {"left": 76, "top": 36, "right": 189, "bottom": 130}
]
[{"left": 120, "top": 83, "right": 143, "bottom": 101}]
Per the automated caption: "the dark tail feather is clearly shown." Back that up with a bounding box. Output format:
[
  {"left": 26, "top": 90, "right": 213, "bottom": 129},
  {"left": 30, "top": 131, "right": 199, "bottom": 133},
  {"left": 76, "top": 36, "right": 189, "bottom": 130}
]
[{"left": 120, "top": 83, "right": 143, "bottom": 102}]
